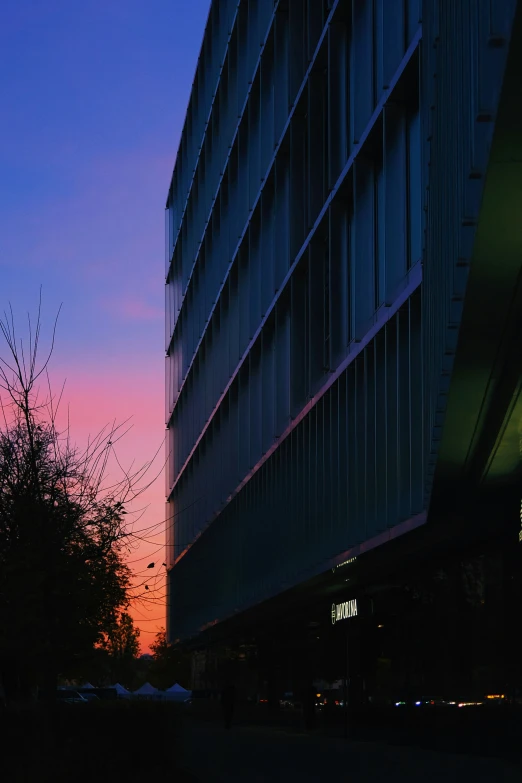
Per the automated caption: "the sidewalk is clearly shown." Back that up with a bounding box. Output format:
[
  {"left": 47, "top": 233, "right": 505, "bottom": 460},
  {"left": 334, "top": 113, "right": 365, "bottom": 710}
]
[{"left": 180, "top": 719, "right": 522, "bottom": 782}]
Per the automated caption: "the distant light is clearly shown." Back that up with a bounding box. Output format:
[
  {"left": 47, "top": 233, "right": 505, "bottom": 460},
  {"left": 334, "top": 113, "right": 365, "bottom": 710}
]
[
  {"left": 486, "top": 694, "right": 505, "bottom": 700},
  {"left": 316, "top": 693, "right": 321, "bottom": 698},
  {"left": 378, "top": 624, "right": 384, "bottom": 628},
  {"left": 395, "top": 701, "right": 406, "bottom": 706},
  {"left": 415, "top": 701, "right": 421, "bottom": 706},
  {"left": 331, "top": 556, "right": 357, "bottom": 574}
]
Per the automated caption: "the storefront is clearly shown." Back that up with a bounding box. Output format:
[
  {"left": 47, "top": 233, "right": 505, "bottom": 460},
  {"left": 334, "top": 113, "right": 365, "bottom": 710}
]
[
  {"left": 316, "top": 522, "right": 522, "bottom": 709},
  {"left": 186, "top": 492, "right": 522, "bottom": 715}
]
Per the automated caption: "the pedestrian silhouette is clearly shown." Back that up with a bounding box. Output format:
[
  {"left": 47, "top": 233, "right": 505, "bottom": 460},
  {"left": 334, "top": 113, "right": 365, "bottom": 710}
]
[{"left": 221, "top": 683, "right": 236, "bottom": 730}]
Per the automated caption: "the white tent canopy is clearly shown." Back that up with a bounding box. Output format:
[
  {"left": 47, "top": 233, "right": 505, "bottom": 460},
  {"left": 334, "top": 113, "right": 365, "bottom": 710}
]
[
  {"left": 112, "top": 683, "right": 131, "bottom": 697},
  {"left": 166, "top": 683, "right": 189, "bottom": 693},
  {"left": 133, "top": 682, "right": 160, "bottom": 697},
  {"left": 80, "top": 682, "right": 95, "bottom": 690},
  {"left": 165, "top": 683, "right": 192, "bottom": 701}
]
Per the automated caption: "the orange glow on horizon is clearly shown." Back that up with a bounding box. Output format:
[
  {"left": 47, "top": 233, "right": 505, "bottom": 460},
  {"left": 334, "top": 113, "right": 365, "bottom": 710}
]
[{"left": 52, "top": 362, "right": 166, "bottom": 654}]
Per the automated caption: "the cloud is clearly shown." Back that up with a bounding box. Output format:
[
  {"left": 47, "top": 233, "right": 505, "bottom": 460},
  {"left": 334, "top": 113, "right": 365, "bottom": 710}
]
[{"left": 101, "top": 293, "right": 163, "bottom": 322}]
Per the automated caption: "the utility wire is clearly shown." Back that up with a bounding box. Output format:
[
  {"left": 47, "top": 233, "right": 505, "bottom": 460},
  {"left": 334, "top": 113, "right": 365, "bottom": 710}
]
[{"left": 125, "top": 491, "right": 206, "bottom": 538}]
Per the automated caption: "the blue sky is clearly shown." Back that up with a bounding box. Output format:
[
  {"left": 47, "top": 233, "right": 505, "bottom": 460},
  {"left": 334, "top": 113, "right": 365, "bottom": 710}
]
[
  {"left": 0, "top": 0, "right": 212, "bottom": 648},
  {"left": 0, "top": 0, "right": 210, "bottom": 356}
]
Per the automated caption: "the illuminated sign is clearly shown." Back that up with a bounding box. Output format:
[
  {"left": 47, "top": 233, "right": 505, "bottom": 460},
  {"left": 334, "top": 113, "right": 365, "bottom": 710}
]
[
  {"left": 331, "top": 598, "right": 358, "bottom": 625},
  {"left": 332, "top": 556, "right": 357, "bottom": 574}
]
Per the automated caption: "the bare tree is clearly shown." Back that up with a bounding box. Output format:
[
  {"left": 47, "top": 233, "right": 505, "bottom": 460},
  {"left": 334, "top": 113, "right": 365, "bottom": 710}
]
[{"left": 0, "top": 299, "right": 158, "bottom": 702}]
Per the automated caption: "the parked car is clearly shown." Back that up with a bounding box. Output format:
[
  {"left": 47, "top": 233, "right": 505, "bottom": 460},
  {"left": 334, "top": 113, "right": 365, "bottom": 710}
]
[
  {"left": 56, "top": 690, "right": 88, "bottom": 704},
  {"left": 79, "top": 692, "right": 100, "bottom": 703}
]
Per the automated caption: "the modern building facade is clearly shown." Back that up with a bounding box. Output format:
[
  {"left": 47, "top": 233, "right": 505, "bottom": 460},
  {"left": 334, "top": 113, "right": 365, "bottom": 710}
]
[{"left": 165, "top": 0, "right": 522, "bottom": 706}]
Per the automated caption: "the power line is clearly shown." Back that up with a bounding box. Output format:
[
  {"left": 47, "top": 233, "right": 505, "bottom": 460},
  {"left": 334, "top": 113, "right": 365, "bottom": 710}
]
[
  {"left": 125, "top": 543, "right": 166, "bottom": 565},
  {"left": 125, "top": 491, "right": 206, "bottom": 538},
  {"left": 121, "top": 492, "right": 210, "bottom": 567}
]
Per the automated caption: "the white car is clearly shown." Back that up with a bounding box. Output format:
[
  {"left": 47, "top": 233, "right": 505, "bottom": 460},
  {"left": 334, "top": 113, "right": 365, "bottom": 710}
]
[{"left": 57, "top": 690, "right": 88, "bottom": 704}]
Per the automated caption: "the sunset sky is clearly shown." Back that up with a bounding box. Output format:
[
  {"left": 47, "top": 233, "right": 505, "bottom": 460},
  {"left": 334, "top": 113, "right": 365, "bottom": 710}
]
[{"left": 0, "top": 0, "right": 211, "bottom": 652}]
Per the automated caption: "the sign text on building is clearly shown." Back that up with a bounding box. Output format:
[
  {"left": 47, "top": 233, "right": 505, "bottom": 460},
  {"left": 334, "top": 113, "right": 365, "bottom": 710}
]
[{"left": 331, "top": 598, "right": 358, "bottom": 625}]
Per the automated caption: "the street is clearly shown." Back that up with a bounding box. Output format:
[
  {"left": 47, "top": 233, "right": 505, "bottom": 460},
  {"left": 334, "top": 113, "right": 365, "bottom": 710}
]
[{"left": 181, "top": 719, "right": 522, "bottom": 782}]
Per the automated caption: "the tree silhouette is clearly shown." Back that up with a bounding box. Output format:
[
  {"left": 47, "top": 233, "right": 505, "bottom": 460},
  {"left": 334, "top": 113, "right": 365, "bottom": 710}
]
[
  {"left": 99, "top": 611, "right": 140, "bottom": 685},
  {"left": 150, "top": 628, "right": 191, "bottom": 690},
  {"left": 0, "top": 300, "right": 147, "bottom": 702}
]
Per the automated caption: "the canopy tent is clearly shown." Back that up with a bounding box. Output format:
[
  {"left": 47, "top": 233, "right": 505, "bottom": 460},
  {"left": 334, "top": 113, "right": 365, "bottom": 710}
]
[
  {"left": 166, "top": 683, "right": 189, "bottom": 693},
  {"left": 132, "top": 682, "right": 161, "bottom": 699},
  {"left": 79, "top": 682, "right": 95, "bottom": 690},
  {"left": 112, "top": 683, "right": 131, "bottom": 698},
  {"left": 165, "top": 683, "right": 192, "bottom": 702}
]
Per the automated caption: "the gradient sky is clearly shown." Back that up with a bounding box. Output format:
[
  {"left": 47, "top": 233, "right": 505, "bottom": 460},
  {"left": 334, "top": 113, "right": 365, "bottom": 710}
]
[{"left": 0, "top": 0, "right": 211, "bottom": 652}]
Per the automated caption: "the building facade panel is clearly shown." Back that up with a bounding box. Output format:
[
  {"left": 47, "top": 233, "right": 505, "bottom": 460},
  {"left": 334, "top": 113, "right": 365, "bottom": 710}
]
[
  {"left": 164, "top": 0, "right": 522, "bottom": 648},
  {"left": 166, "top": 0, "right": 425, "bottom": 629},
  {"left": 162, "top": 1, "right": 522, "bottom": 720},
  {"left": 168, "top": 283, "right": 424, "bottom": 637}
]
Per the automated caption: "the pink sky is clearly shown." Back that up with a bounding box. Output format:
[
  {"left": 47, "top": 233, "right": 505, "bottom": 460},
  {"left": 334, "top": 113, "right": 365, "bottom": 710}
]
[{"left": 52, "top": 357, "right": 167, "bottom": 652}]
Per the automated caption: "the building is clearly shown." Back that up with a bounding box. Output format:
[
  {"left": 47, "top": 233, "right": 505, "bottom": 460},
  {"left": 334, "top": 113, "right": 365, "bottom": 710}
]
[{"left": 165, "top": 0, "right": 522, "bottom": 707}]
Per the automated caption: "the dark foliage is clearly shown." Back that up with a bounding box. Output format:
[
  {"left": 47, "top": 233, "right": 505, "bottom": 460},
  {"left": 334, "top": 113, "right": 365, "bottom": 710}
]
[
  {"left": 149, "top": 628, "right": 191, "bottom": 690},
  {"left": 0, "top": 303, "right": 134, "bottom": 699}
]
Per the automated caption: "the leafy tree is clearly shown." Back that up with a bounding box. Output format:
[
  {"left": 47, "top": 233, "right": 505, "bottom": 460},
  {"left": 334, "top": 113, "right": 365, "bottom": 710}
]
[
  {"left": 101, "top": 611, "right": 140, "bottom": 660},
  {"left": 149, "top": 628, "right": 191, "bottom": 690},
  {"left": 99, "top": 611, "right": 140, "bottom": 686},
  {"left": 0, "top": 303, "right": 141, "bottom": 701}
]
